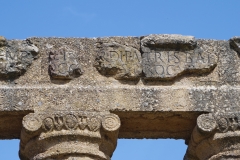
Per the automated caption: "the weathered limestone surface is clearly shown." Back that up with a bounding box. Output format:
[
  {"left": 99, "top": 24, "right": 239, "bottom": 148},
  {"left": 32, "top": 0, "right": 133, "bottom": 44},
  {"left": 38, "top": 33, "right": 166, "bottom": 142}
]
[
  {"left": 20, "top": 111, "right": 120, "bottom": 160},
  {"left": 49, "top": 46, "right": 83, "bottom": 79},
  {"left": 0, "top": 34, "right": 239, "bottom": 159},
  {"left": 0, "top": 36, "right": 39, "bottom": 79},
  {"left": 94, "top": 37, "right": 142, "bottom": 80},
  {"left": 141, "top": 34, "right": 217, "bottom": 80},
  {"left": 185, "top": 113, "right": 240, "bottom": 160},
  {"left": 230, "top": 37, "right": 240, "bottom": 54}
]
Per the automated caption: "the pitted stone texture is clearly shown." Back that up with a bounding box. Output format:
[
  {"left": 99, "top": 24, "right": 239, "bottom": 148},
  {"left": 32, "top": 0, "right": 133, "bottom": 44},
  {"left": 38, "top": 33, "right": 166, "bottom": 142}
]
[
  {"left": 185, "top": 113, "right": 240, "bottom": 160},
  {"left": 141, "top": 34, "right": 197, "bottom": 52},
  {"left": 141, "top": 34, "right": 217, "bottom": 80},
  {"left": 6, "top": 36, "right": 223, "bottom": 87},
  {"left": 95, "top": 37, "right": 142, "bottom": 80},
  {"left": 197, "top": 113, "right": 217, "bottom": 133},
  {"left": 49, "top": 46, "right": 83, "bottom": 79},
  {"left": 4, "top": 85, "right": 240, "bottom": 139},
  {"left": 0, "top": 35, "right": 239, "bottom": 160},
  {"left": 195, "top": 113, "right": 240, "bottom": 134},
  {"left": 20, "top": 111, "right": 120, "bottom": 160},
  {"left": 22, "top": 113, "right": 42, "bottom": 133},
  {"left": 230, "top": 36, "right": 240, "bottom": 54},
  {"left": 0, "top": 36, "right": 7, "bottom": 47},
  {"left": 0, "top": 37, "right": 39, "bottom": 79},
  {"left": 102, "top": 113, "right": 121, "bottom": 132}
]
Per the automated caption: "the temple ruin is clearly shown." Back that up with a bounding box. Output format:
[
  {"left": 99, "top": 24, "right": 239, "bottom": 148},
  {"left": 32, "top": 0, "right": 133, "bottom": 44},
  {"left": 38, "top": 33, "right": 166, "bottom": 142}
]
[{"left": 0, "top": 34, "right": 240, "bottom": 159}]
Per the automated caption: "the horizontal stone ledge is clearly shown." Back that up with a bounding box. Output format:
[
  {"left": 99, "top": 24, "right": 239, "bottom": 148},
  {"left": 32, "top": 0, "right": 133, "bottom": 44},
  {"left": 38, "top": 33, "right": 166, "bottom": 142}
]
[
  {"left": 0, "top": 85, "right": 239, "bottom": 113},
  {"left": 0, "top": 85, "right": 239, "bottom": 139}
]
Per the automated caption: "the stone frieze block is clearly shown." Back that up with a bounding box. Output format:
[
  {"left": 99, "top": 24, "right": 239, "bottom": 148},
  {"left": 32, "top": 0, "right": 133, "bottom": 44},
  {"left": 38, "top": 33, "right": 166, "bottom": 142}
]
[
  {"left": 95, "top": 41, "right": 142, "bottom": 80},
  {"left": 49, "top": 46, "right": 83, "bottom": 79},
  {"left": 0, "top": 36, "right": 39, "bottom": 79},
  {"left": 141, "top": 34, "right": 218, "bottom": 80}
]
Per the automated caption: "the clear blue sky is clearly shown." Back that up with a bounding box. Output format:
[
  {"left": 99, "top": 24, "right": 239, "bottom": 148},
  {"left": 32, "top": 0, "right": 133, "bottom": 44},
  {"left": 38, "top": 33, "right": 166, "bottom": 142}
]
[{"left": 0, "top": 1, "right": 240, "bottom": 159}]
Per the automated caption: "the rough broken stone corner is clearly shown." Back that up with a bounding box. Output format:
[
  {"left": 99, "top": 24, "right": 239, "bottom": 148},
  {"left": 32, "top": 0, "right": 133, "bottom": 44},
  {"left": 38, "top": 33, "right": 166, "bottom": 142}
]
[{"left": 0, "top": 34, "right": 240, "bottom": 159}]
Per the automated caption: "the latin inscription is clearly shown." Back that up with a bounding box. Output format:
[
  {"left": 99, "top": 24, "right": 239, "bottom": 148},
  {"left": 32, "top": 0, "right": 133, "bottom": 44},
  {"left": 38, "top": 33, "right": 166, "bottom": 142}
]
[
  {"left": 143, "top": 50, "right": 216, "bottom": 79},
  {"left": 95, "top": 42, "right": 142, "bottom": 80},
  {"left": 49, "top": 46, "right": 83, "bottom": 80},
  {"left": 141, "top": 35, "right": 218, "bottom": 80},
  {"left": 0, "top": 38, "right": 39, "bottom": 78}
]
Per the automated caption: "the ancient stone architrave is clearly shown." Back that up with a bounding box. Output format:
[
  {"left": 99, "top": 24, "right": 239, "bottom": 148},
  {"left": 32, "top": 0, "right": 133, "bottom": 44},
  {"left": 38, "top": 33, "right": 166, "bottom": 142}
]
[
  {"left": 20, "top": 111, "right": 121, "bottom": 160},
  {"left": 230, "top": 37, "right": 240, "bottom": 54},
  {"left": 185, "top": 113, "right": 240, "bottom": 160},
  {"left": 49, "top": 46, "right": 83, "bottom": 79},
  {"left": 94, "top": 40, "right": 142, "bottom": 80},
  {"left": 0, "top": 35, "right": 239, "bottom": 160},
  {"left": 0, "top": 36, "right": 39, "bottom": 79},
  {"left": 141, "top": 34, "right": 218, "bottom": 80}
]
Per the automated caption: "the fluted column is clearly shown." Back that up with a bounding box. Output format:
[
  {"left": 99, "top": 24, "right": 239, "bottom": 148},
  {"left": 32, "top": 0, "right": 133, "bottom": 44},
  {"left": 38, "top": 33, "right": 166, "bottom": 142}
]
[
  {"left": 185, "top": 112, "right": 240, "bottom": 160},
  {"left": 19, "top": 111, "right": 121, "bottom": 160}
]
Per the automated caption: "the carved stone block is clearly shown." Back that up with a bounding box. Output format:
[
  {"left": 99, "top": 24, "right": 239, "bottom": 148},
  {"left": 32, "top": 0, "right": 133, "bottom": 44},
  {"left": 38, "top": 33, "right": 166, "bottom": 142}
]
[
  {"left": 20, "top": 111, "right": 121, "bottom": 160},
  {"left": 185, "top": 113, "right": 240, "bottom": 160},
  {"left": 49, "top": 46, "right": 83, "bottom": 79},
  {"left": 230, "top": 36, "right": 240, "bottom": 54},
  {"left": 0, "top": 35, "right": 240, "bottom": 160},
  {"left": 196, "top": 112, "right": 240, "bottom": 134},
  {"left": 95, "top": 42, "right": 142, "bottom": 80},
  {"left": 141, "top": 34, "right": 217, "bottom": 80},
  {"left": 0, "top": 36, "right": 39, "bottom": 79}
]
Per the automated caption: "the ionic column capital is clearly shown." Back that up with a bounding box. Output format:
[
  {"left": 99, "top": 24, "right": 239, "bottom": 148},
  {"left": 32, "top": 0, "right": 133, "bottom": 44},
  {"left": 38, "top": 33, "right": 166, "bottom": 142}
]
[
  {"left": 185, "top": 112, "right": 240, "bottom": 160},
  {"left": 20, "top": 111, "right": 121, "bottom": 160}
]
